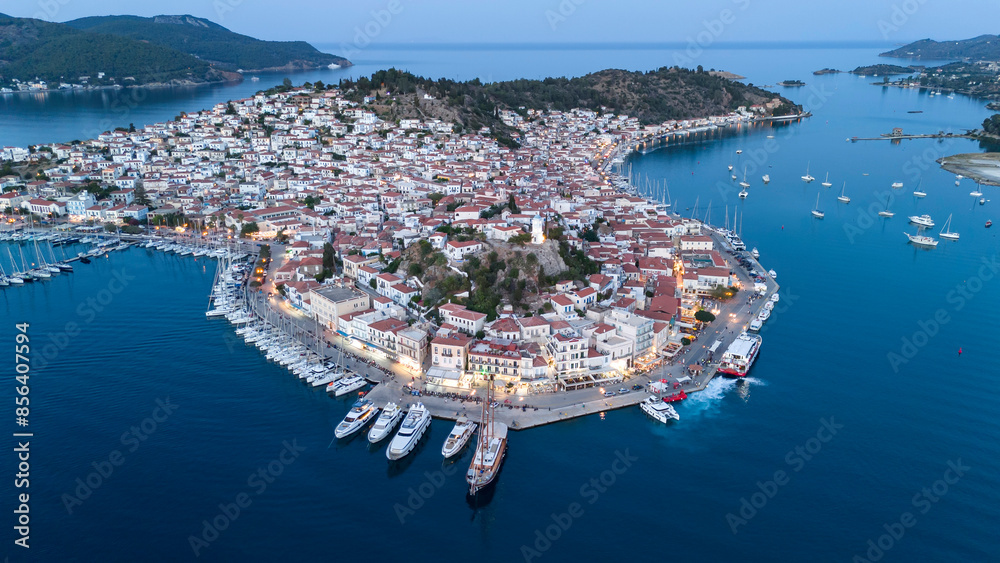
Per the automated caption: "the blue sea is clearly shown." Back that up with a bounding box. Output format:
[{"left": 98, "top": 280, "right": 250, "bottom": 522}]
[{"left": 3, "top": 43, "right": 1000, "bottom": 562}]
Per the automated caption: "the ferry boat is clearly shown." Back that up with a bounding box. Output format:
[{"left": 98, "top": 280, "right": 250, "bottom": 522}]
[
  {"left": 905, "top": 232, "right": 938, "bottom": 248},
  {"left": 387, "top": 403, "right": 431, "bottom": 460},
  {"left": 908, "top": 214, "right": 935, "bottom": 228},
  {"left": 718, "top": 332, "right": 763, "bottom": 377},
  {"left": 368, "top": 402, "right": 403, "bottom": 443},
  {"left": 467, "top": 376, "right": 507, "bottom": 496},
  {"left": 640, "top": 396, "right": 679, "bottom": 423},
  {"left": 334, "top": 399, "right": 378, "bottom": 438},
  {"left": 441, "top": 416, "right": 477, "bottom": 458}
]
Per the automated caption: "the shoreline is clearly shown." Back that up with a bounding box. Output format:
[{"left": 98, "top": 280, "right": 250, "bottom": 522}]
[{"left": 938, "top": 152, "right": 1000, "bottom": 186}]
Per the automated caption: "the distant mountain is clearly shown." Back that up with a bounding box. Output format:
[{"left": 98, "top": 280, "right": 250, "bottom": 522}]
[
  {"left": 65, "top": 15, "right": 351, "bottom": 72},
  {"left": 881, "top": 35, "right": 1000, "bottom": 60},
  {"left": 0, "top": 14, "right": 231, "bottom": 87}
]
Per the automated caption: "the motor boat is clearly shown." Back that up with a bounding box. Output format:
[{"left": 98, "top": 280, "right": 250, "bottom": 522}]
[
  {"left": 334, "top": 399, "right": 378, "bottom": 439},
  {"left": 441, "top": 416, "right": 477, "bottom": 458},
  {"left": 640, "top": 396, "right": 680, "bottom": 423},
  {"left": 368, "top": 403, "right": 404, "bottom": 443},
  {"left": 387, "top": 403, "right": 431, "bottom": 460}
]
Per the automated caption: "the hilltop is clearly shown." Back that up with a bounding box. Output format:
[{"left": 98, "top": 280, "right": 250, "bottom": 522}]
[
  {"left": 881, "top": 35, "right": 1000, "bottom": 60},
  {"left": 338, "top": 67, "right": 800, "bottom": 147},
  {"left": 65, "top": 14, "right": 350, "bottom": 72},
  {"left": 0, "top": 14, "right": 230, "bottom": 87}
]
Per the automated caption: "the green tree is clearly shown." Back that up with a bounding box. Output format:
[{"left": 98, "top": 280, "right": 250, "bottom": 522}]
[{"left": 694, "top": 310, "right": 716, "bottom": 323}]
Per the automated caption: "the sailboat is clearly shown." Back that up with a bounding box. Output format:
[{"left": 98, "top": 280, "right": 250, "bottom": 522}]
[
  {"left": 739, "top": 166, "right": 750, "bottom": 188},
  {"left": 837, "top": 182, "right": 851, "bottom": 203},
  {"left": 801, "top": 162, "right": 815, "bottom": 183},
  {"left": 905, "top": 230, "right": 938, "bottom": 247},
  {"left": 913, "top": 179, "right": 927, "bottom": 198},
  {"left": 811, "top": 192, "right": 824, "bottom": 218},
  {"left": 939, "top": 214, "right": 959, "bottom": 240},
  {"left": 878, "top": 196, "right": 894, "bottom": 217},
  {"left": 467, "top": 374, "right": 507, "bottom": 496},
  {"left": 821, "top": 172, "right": 832, "bottom": 187},
  {"left": 970, "top": 181, "right": 983, "bottom": 198}
]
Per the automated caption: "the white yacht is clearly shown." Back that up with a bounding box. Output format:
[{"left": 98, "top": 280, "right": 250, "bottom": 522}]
[
  {"left": 757, "top": 308, "right": 771, "bottom": 322},
  {"left": 442, "top": 417, "right": 477, "bottom": 459},
  {"left": 770, "top": 293, "right": 780, "bottom": 303},
  {"left": 878, "top": 196, "right": 894, "bottom": 217},
  {"left": 748, "top": 318, "right": 763, "bottom": 332},
  {"left": 750, "top": 247, "right": 760, "bottom": 259},
  {"left": 891, "top": 181, "right": 904, "bottom": 189},
  {"left": 368, "top": 402, "right": 404, "bottom": 443},
  {"left": 762, "top": 174, "right": 770, "bottom": 184},
  {"left": 334, "top": 399, "right": 378, "bottom": 439},
  {"left": 821, "top": 172, "right": 832, "bottom": 187},
  {"left": 387, "top": 403, "right": 431, "bottom": 460},
  {"left": 333, "top": 374, "right": 367, "bottom": 397},
  {"left": 639, "top": 396, "right": 680, "bottom": 423},
  {"left": 905, "top": 231, "right": 938, "bottom": 248},
  {"left": 908, "top": 214, "right": 935, "bottom": 228}
]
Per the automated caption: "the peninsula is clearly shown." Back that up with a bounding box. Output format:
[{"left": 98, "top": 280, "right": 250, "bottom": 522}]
[{"left": 1, "top": 67, "right": 787, "bottom": 432}]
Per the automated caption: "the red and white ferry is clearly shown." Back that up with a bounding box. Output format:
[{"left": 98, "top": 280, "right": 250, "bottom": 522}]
[{"left": 717, "top": 332, "right": 762, "bottom": 377}]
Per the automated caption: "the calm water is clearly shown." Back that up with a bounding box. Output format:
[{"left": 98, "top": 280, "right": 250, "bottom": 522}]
[{"left": 2, "top": 44, "right": 1000, "bottom": 562}]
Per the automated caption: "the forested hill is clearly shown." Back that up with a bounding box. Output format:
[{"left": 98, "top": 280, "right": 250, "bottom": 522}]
[
  {"left": 881, "top": 35, "right": 1000, "bottom": 60},
  {"left": 339, "top": 67, "right": 800, "bottom": 138},
  {"left": 0, "top": 14, "right": 228, "bottom": 87},
  {"left": 65, "top": 15, "right": 351, "bottom": 72}
]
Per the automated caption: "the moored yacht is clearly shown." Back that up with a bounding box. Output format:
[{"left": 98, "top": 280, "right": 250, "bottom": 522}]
[
  {"left": 387, "top": 403, "right": 431, "bottom": 460},
  {"left": 335, "top": 399, "right": 378, "bottom": 439},
  {"left": 905, "top": 231, "right": 938, "bottom": 248},
  {"left": 639, "top": 396, "right": 679, "bottom": 423},
  {"left": 467, "top": 375, "right": 507, "bottom": 496},
  {"left": 908, "top": 214, "right": 934, "bottom": 228},
  {"left": 368, "top": 402, "right": 404, "bottom": 443},
  {"left": 333, "top": 374, "right": 367, "bottom": 397},
  {"left": 442, "top": 416, "right": 477, "bottom": 458},
  {"left": 718, "top": 332, "right": 762, "bottom": 377}
]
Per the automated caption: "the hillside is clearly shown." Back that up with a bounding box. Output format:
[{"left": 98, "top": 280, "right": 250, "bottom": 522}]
[
  {"left": 65, "top": 15, "right": 350, "bottom": 72},
  {"left": 339, "top": 67, "right": 800, "bottom": 146},
  {"left": 881, "top": 35, "right": 1000, "bottom": 60},
  {"left": 0, "top": 14, "right": 228, "bottom": 87}
]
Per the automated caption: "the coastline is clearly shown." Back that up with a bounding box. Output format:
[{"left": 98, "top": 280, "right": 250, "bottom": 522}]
[{"left": 938, "top": 152, "right": 1000, "bottom": 186}]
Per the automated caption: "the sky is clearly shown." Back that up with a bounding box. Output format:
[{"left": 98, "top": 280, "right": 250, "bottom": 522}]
[{"left": 3, "top": 0, "right": 996, "bottom": 52}]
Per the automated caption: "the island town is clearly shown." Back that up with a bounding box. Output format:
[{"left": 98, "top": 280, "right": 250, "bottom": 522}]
[{"left": 0, "top": 79, "right": 782, "bottom": 491}]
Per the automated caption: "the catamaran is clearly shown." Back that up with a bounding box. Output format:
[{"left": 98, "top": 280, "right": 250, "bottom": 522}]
[
  {"left": 939, "top": 214, "right": 960, "bottom": 240},
  {"left": 441, "top": 416, "right": 477, "bottom": 459},
  {"left": 467, "top": 376, "right": 507, "bottom": 496},
  {"left": 368, "top": 402, "right": 404, "bottom": 443},
  {"left": 639, "top": 396, "right": 680, "bottom": 423},
  {"left": 387, "top": 403, "right": 431, "bottom": 461},
  {"left": 333, "top": 374, "right": 366, "bottom": 397},
  {"left": 335, "top": 399, "right": 378, "bottom": 439},
  {"left": 717, "top": 332, "right": 763, "bottom": 378},
  {"left": 801, "top": 162, "right": 815, "bottom": 183}
]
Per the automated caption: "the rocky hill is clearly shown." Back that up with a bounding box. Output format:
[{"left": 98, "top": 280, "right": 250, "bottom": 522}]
[
  {"left": 881, "top": 35, "right": 1000, "bottom": 60},
  {"left": 65, "top": 14, "right": 350, "bottom": 72}
]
